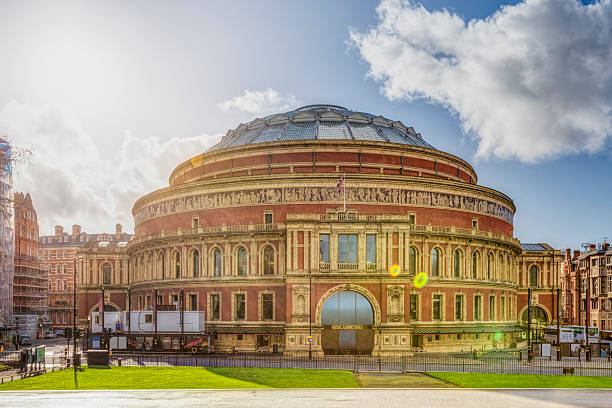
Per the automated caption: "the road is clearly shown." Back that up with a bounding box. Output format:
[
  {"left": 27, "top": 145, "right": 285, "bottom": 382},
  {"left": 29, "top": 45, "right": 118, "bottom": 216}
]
[{"left": 0, "top": 389, "right": 610, "bottom": 408}]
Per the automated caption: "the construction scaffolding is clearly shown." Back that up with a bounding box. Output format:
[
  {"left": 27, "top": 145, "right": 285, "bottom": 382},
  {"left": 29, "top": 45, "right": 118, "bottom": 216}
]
[{"left": 0, "top": 138, "right": 14, "bottom": 325}]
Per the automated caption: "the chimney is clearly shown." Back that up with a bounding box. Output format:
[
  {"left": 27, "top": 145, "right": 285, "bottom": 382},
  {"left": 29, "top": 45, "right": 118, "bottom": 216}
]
[
  {"left": 115, "top": 223, "right": 122, "bottom": 238},
  {"left": 573, "top": 250, "right": 581, "bottom": 260},
  {"left": 54, "top": 225, "right": 63, "bottom": 236},
  {"left": 603, "top": 242, "right": 610, "bottom": 251},
  {"left": 72, "top": 224, "right": 81, "bottom": 238},
  {"left": 589, "top": 244, "right": 596, "bottom": 250}
]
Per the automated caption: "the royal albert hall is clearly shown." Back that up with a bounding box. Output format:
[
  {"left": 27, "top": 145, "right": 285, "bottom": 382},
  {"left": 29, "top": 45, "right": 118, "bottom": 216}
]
[{"left": 77, "top": 104, "right": 562, "bottom": 355}]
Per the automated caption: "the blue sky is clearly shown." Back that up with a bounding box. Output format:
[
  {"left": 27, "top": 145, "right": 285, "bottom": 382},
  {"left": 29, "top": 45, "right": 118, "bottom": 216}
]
[{"left": 0, "top": 0, "right": 610, "bottom": 250}]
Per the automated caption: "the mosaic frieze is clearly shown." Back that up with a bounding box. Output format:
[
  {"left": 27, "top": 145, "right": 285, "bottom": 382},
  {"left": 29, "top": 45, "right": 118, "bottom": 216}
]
[{"left": 135, "top": 186, "right": 514, "bottom": 224}]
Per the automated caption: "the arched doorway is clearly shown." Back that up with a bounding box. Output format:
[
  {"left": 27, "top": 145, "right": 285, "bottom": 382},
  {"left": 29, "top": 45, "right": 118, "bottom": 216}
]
[
  {"left": 321, "top": 291, "right": 374, "bottom": 355},
  {"left": 521, "top": 306, "right": 548, "bottom": 342}
]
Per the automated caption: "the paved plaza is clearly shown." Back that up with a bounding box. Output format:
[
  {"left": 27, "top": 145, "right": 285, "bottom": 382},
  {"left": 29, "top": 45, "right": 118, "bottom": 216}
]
[{"left": 1, "top": 389, "right": 611, "bottom": 408}]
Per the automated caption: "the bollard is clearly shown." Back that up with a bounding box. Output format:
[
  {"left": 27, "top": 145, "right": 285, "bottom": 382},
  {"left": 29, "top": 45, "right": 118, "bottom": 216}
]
[{"left": 118, "top": 358, "right": 122, "bottom": 366}]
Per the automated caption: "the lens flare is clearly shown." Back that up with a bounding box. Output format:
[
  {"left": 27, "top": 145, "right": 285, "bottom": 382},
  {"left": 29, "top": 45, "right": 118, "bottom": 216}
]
[
  {"left": 494, "top": 332, "right": 503, "bottom": 341},
  {"left": 414, "top": 272, "right": 428, "bottom": 288},
  {"left": 388, "top": 264, "right": 401, "bottom": 277}
]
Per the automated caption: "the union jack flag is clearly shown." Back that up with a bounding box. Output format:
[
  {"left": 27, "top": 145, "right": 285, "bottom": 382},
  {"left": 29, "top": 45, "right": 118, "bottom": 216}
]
[{"left": 336, "top": 175, "right": 343, "bottom": 196}]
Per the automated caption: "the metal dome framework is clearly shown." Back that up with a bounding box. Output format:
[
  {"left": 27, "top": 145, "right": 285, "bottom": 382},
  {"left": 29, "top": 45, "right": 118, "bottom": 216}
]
[{"left": 209, "top": 104, "right": 435, "bottom": 152}]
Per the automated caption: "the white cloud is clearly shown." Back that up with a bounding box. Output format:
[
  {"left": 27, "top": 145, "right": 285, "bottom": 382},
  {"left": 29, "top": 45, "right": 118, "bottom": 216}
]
[
  {"left": 350, "top": 0, "right": 612, "bottom": 162},
  {"left": 218, "top": 88, "right": 298, "bottom": 117},
  {"left": 0, "top": 100, "right": 220, "bottom": 235}
]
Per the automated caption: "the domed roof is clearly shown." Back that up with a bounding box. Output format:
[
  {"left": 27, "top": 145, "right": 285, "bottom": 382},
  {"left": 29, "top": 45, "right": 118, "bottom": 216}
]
[{"left": 208, "top": 104, "right": 435, "bottom": 152}]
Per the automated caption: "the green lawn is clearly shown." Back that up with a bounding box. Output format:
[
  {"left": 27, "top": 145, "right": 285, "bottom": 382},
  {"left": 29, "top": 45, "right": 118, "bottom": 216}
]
[
  {"left": 428, "top": 372, "right": 612, "bottom": 388},
  {"left": 0, "top": 367, "right": 358, "bottom": 390}
]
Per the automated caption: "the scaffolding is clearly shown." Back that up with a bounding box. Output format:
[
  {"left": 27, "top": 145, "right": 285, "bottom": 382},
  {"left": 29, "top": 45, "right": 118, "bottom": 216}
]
[{"left": 0, "top": 138, "right": 14, "bottom": 325}]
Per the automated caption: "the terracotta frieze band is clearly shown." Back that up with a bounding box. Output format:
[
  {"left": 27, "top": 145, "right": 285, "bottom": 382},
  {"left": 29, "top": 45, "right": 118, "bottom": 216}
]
[{"left": 135, "top": 186, "right": 514, "bottom": 225}]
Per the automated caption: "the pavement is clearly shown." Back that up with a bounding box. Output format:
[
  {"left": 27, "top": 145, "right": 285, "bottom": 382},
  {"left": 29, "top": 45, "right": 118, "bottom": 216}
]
[
  {"left": 354, "top": 372, "right": 457, "bottom": 388},
  {"left": 1, "top": 389, "right": 611, "bottom": 408}
]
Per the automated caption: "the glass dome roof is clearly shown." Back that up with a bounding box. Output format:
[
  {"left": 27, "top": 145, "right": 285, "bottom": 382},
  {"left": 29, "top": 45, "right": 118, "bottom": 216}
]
[{"left": 208, "top": 104, "right": 435, "bottom": 152}]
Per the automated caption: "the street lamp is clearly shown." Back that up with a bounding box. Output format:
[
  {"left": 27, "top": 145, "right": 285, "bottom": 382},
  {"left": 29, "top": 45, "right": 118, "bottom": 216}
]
[
  {"left": 308, "top": 269, "right": 312, "bottom": 360},
  {"left": 72, "top": 256, "right": 81, "bottom": 388}
]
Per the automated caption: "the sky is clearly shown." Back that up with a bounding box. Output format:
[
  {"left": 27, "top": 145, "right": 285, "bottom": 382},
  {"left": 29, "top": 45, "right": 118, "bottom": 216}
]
[{"left": 0, "top": 0, "right": 610, "bottom": 250}]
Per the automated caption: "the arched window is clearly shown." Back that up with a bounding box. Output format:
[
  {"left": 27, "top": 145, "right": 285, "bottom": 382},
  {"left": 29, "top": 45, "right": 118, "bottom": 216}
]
[
  {"left": 453, "top": 249, "right": 461, "bottom": 278},
  {"left": 263, "top": 246, "right": 275, "bottom": 275},
  {"left": 431, "top": 248, "right": 440, "bottom": 277},
  {"left": 192, "top": 250, "right": 199, "bottom": 278},
  {"left": 175, "top": 252, "right": 181, "bottom": 278},
  {"left": 160, "top": 252, "right": 165, "bottom": 279},
  {"left": 499, "top": 254, "right": 505, "bottom": 281},
  {"left": 529, "top": 265, "right": 539, "bottom": 287},
  {"left": 408, "top": 247, "right": 417, "bottom": 274},
  {"left": 506, "top": 255, "right": 511, "bottom": 282},
  {"left": 213, "top": 248, "right": 222, "bottom": 276},
  {"left": 102, "top": 264, "right": 111, "bottom": 285},
  {"left": 237, "top": 247, "right": 247, "bottom": 276},
  {"left": 472, "top": 251, "right": 479, "bottom": 279},
  {"left": 487, "top": 253, "right": 493, "bottom": 280}
]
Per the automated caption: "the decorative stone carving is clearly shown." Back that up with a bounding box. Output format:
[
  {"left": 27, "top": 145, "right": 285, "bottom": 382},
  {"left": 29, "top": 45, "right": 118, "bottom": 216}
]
[
  {"left": 387, "top": 285, "right": 404, "bottom": 323},
  {"left": 135, "top": 186, "right": 514, "bottom": 225},
  {"left": 291, "top": 285, "right": 310, "bottom": 323}
]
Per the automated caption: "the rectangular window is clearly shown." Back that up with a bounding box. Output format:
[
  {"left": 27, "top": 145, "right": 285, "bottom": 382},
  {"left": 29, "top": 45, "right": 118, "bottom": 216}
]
[
  {"left": 320, "top": 234, "right": 330, "bottom": 264},
  {"left": 190, "top": 294, "right": 198, "bottom": 311},
  {"left": 366, "top": 234, "right": 376, "bottom": 265},
  {"left": 172, "top": 294, "right": 178, "bottom": 305},
  {"left": 157, "top": 295, "right": 163, "bottom": 306},
  {"left": 500, "top": 297, "right": 505, "bottom": 321},
  {"left": 455, "top": 295, "right": 464, "bottom": 321},
  {"left": 474, "top": 295, "right": 482, "bottom": 321},
  {"left": 211, "top": 294, "right": 220, "bottom": 320},
  {"left": 146, "top": 295, "right": 151, "bottom": 309},
  {"left": 432, "top": 294, "right": 442, "bottom": 320},
  {"left": 508, "top": 297, "right": 512, "bottom": 318},
  {"left": 489, "top": 296, "right": 495, "bottom": 320},
  {"left": 192, "top": 218, "right": 199, "bottom": 229},
  {"left": 264, "top": 213, "right": 273, "bottom": 224},
  {"left": 235, "top": 294, "right": 246, "bottom": 320},
  {"left": 262, "top": 294, "right": 274, "bottom": 320},
  {"left": 338, "top": 234, "right": 358, "bottom": 263},
  {"left": 410, "top": 294, "right": 419, "bottom": 320}
]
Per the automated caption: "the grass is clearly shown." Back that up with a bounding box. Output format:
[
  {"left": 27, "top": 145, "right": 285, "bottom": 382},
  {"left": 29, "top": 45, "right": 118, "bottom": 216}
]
[
  {"left": 428, "top": 372, "right": 612, "bottom": 388},
  {"left": 0, "top": 366, "right": 358, "bottom": 390}
]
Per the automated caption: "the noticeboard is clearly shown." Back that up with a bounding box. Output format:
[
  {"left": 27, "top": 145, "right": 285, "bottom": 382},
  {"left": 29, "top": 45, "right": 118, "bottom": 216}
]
[{"left": 36, "top": 347, "right": 45, "bottom": 363}]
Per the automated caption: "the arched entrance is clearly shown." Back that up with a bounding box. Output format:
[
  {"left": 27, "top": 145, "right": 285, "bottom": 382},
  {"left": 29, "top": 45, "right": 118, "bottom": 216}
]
[
  {"left": 521, "top": 306, "right": 549, "bottom": 342},
  {"left": 321, "top": 290, "right": 374, "bottom": 355}
]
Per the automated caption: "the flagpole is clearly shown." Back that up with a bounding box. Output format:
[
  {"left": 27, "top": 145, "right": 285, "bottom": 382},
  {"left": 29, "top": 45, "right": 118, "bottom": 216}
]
[{"left": 343, "top": 173, "right": 346, "bottom": 213}]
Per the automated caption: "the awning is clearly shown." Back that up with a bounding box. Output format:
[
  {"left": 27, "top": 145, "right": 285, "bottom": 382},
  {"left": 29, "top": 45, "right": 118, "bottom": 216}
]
[
  {"left": 410, "top": 325, "right": 524, "bottom": 335},
  {"left": 207, "top": 326, "right": 285, "bottom": 335}
]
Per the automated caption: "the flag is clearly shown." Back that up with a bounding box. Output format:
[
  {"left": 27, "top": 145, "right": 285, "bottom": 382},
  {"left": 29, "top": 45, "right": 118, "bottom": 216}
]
[{"left": 336, "top": 176, "right": 343, "bottom": 196}]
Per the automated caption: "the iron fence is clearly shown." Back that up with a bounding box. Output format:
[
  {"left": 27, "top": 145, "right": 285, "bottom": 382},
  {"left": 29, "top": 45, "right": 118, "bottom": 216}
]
[{"left": 104, "top": 350, "right": 612, "bottom": 377}]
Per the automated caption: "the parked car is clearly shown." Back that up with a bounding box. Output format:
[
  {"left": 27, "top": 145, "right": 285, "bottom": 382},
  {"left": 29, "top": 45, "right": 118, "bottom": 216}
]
[
  {"left": 55, "top": 330, "right": 65, "bottom": 337},
  {"left": 44, "top": 332, "right": 56, "bottom": 339},
  {"left": 20, "top": 335, "right": 31, "bottom": 346}
]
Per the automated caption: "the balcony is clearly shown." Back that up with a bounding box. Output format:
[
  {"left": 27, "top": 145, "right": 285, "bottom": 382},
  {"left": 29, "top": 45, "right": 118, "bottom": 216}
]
[
  {"left": 366, "top": 263, "right": 377, "bottom": 271},
  {"left": 319, "top": 262, "right": 330, "bottom": 270},
  {"left": 131, "top": 222, "right": 286, "bottom": 247},
  {"left": 337, "top": 263, "right": 358, "bottom": 271}
]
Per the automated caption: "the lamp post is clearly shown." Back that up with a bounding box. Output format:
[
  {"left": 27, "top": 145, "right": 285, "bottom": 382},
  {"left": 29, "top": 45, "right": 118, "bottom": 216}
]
[
  {"left": 72, "top": 257, "right": 80, "bottom": 388},
  {"left": 308, "top": 269, "right": 312, "bottom": 360}
]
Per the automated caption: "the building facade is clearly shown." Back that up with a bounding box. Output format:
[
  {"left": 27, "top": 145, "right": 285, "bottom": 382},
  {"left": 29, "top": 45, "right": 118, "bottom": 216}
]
[
  {"left": 40, "top": 223, "right": 132, "bottom": 329},
  {"left": 77, "top": 104, "right": 561, "bottom": 354},
  {"left": 575, "top": 244, "right": 612, "bottom": 331},
  {"left": 13, "top": 192, "right": 49, "bottom": 337},
  {"left": 516, "top": 243, "right": 562, "bottom": 330},
  {"left": 560, "top": 248, "right": 581, "bottom": 325},
  {"left": 0, "top": 138, "right": 14, "bottom": 325}
]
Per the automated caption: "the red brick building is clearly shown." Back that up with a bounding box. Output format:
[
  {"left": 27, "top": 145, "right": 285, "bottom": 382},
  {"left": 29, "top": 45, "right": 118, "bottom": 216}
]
[
  {"left": 13, "top": 192, "right": 49, "bottom": 336},
  {"left": 40, "top": 224, "right": 131, "bottom": 329},
  {"left": 560, "top": 248, "right": 581, "bottom": 325},
  {"left": 77, "top": 104, "right": 561, "bottom": 354}
]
